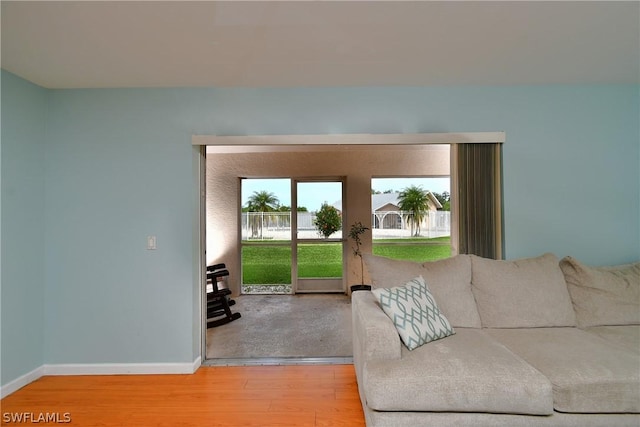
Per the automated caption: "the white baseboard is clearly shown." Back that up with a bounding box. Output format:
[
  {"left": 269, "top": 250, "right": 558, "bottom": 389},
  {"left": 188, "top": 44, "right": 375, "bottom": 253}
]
[
  {"left": 1, "top": 357, "right": 202, "bottom": 398},
  {"left": 44, "top": 358, "right": 202, "bottom": 376},
  {"left": 0, "top": 365, "right": 45, "bottom": 399},
  {"left": 192, "top": 355, "right": 202, "bottom": 372}
]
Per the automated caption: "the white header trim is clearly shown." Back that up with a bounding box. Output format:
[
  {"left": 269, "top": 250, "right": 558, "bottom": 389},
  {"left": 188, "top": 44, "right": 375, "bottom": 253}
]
[{"left": 192, "top": 132, "right": 505, "bottom": 147}]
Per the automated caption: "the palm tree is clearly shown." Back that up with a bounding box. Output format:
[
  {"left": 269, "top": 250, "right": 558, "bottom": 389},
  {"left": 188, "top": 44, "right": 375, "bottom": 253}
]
[
  {"left": 246, "top": 191, "right": 279, "bottom": 239},
  {"left": 397, "top": 185, "right": 429, "bottom": 237}
]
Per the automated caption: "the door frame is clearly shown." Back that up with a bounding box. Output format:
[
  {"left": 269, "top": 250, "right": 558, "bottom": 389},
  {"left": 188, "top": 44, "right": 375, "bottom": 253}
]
[
  {"left": 197, "top": 132, "right": 506, "bottom": 362},
  {"left": 292, "top": 177, "right": 347, "bottom": 294}
]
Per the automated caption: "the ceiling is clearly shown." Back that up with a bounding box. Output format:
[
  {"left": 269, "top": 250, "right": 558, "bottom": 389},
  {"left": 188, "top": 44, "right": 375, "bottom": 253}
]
[{"left": 2, "top": 1, "right": 639, "bottom": 89}]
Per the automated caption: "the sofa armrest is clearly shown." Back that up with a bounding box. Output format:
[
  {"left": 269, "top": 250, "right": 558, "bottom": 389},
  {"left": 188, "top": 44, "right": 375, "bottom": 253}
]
[{"left": 352, "top": 291, "right": 402, "bottom": 370}]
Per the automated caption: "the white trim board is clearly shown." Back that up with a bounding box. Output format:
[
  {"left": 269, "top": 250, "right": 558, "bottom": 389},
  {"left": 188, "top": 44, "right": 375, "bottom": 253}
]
[
  {"left": 0, "top": 357, "right": 202, "bottom": 398},
  {"left": 43, "top": 358, "right": 202, "bottom": 376},
  {"left": 0, "top": 365, "right": 45, "bottom": 399},
  {"left": 193, "top": 132, "right": 506, "bottom": 149}
]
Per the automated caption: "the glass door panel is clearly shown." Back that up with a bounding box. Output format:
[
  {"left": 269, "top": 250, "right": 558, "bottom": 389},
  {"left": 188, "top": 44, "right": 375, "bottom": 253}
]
[
  {"left": 241, "top": 245, "right": 291, "bottom": 293},
  {"left": 293, "top": 180, "right": 345, "bottom": 293},
  {"left": 241, "top": 178, "right": 292, "bottom": 294},
  {"left": 297, "top": 243, "right": 342, "bottom": 278}
]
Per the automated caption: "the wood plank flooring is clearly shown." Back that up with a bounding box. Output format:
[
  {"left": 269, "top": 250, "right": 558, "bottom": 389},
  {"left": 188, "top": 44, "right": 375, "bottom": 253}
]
[{"left": 1, "top": 365, "right": 365, "bottom": 427}]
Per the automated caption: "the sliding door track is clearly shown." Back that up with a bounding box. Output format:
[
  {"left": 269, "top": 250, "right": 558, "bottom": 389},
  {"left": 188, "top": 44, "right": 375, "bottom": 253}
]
[{"left": 203, "top": 357, "right": 353, "bottom": 366}]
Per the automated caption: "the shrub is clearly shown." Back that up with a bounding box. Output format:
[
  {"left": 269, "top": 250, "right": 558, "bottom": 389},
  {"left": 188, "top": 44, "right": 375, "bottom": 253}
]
[
  {"left": 314, "top": 203, "right": 342, "bottom": 238},
  {"left": 349, "top": 222, "right": 369, "bottom": 285}
]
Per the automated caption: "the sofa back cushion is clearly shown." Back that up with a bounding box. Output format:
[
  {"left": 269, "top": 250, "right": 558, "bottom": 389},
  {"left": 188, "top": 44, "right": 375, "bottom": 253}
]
[
  {"left": 559, "top": 256, "right": 640, "bottom": 327},
  {"left": 471, "top": 253, "right": 576, "bottom": 328},
  {"left": 362, "top": 254, "right": 481, "bottom": 328}
]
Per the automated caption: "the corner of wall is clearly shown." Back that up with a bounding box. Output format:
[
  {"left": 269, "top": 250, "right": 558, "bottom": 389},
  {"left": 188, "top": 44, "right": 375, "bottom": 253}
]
[{"left": 0, "top": 70, "right": 48, "bottom": 389}]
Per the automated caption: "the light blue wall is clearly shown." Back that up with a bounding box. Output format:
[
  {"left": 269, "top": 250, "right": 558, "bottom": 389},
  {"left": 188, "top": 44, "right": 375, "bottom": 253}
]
[
  {"left": 43, "top": 84, "right": 639, "bottom": 365},
  {"left": 182, "top": 84, "right": 639, "bottom": 264},
  {"left": 44, "top": 89, "right": 198, "bottom": 364},
  {"left": 1, "top": 70, "right": 638, "bottom": 385},
  {"left": 1, "top": 71, "right": 47, "bottom": 384}
]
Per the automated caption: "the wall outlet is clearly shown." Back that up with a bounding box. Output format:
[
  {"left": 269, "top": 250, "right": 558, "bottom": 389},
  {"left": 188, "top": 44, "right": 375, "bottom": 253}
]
[{"left": 147, "top": 235, "right": 157, "bottom": 250}]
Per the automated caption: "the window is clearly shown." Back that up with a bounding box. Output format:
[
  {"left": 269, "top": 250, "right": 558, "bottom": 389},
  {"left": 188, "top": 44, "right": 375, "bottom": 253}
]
[{"left": 371, "top": 177, "right": 451, "bottom": 263}]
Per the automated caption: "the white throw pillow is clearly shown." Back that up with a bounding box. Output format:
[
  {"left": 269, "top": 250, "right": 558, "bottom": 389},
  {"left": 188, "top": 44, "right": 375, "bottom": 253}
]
[{"left": 372, "top": 276, "right": 455, "bottom": 350}]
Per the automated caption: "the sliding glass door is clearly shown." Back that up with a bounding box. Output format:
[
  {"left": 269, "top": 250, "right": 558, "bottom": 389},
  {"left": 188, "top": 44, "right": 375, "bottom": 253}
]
[
  {"left": 240, "top": 177, "right": 346, "bottom": 294},
  {"left": 293, "top": 179, "right": 346, "bottom": 293}
]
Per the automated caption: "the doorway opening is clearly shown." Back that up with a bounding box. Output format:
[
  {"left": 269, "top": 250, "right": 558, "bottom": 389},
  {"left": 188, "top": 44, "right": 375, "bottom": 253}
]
[
  {"left": 199, "top": 132, "right": 504, "bottom": 362},
  {"left": 204, "top": 142, "right": 452, "bottom": 361}
]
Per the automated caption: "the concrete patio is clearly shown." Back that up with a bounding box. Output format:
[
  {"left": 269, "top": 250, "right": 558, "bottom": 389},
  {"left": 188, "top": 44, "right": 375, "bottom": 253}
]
[{"left": 206, "top": 294, "right": 353, "bottom": 361}]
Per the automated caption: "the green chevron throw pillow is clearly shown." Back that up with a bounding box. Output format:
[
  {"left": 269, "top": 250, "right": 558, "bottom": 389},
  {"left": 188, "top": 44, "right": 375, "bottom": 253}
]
[{"left": 372, "top": 275, "right": 455, "bottom": 350}]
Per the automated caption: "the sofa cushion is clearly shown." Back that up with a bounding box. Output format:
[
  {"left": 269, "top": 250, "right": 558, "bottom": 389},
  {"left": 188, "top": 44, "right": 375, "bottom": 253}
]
[
  {"left": 559, "top": 256, "right": 640, "bottom": 327},
  {"left": 372, "top": 276, "right": 455, "bottom": 350},
  {"left": 486, "top": 328, "right": 640, "bottom": 413},
  {"left": 363, "top": 253, "right": 423, "bottom": 289},
  {"left": 363, "top": 328, "right": 553, "bottom": 415},
  {"left": 363, "top": 254, "right": 481, "bottom": 328},
  {"left": 471, "top": 253, "right": 576, "bottom": 328},
  {"left": 585, "top": 325, "right": 640, "bottom": 355}
]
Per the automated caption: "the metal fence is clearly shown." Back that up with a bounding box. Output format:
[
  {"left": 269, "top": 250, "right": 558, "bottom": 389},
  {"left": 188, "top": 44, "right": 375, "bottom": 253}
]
[
  {"left": 241, "top": 211, "right": 319, "bottom": 240},
  {"left": 241, "top": 211, "right": 450, "bottom": 240}
]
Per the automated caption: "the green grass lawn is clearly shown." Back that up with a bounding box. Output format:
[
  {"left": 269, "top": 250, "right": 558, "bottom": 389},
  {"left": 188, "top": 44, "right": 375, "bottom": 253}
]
[
  {"left": 242, "top": 245, "right": 292, "bottom": 284},
  {"left": 372, "top": 237, "right": 451, "bottom": 262},
  {"left": 242, "top": 237, "right": 450, "bottom": 284},
  {"left": 298, "top": 244, "right": 342, "bottom": 278}
]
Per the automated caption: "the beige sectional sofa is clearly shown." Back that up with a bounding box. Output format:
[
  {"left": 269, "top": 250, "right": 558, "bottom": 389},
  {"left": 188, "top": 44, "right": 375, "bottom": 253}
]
[{"left": 352, "top": 253, "right": 640, "bottom": 427}]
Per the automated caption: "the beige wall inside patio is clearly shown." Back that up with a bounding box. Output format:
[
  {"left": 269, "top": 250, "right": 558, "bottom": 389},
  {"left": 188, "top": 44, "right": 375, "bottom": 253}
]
[{"left": 206, "top": 145, "right": 449, "bottom": 295}]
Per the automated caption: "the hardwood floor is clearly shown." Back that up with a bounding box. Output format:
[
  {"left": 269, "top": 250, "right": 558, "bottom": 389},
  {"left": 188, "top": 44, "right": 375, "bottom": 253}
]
[{"left": 1, "top": 365, "right": 365, "bottom": 427}]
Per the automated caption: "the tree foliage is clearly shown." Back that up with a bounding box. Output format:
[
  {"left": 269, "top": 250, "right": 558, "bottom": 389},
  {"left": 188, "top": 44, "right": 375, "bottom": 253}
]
[
  {"left": 246, "top": 191, "right": 279, "bottom": 239},
  {"left": 314, "top": 203, "right": 342, "bottom": 238},
  {"left": 397, "top": 185, "right": 429, "bottom": 236},
  {"left": 246, "top": 190, "right": 279, "bottom": 212},
  {"left": 432, "top": 191, "right": 451, "bottom": 211},
  {"left": 348, "top": 221, "right": 369, "bottom": 285},
  {"left": 371, "top": 188, "right": 394, "bottom": 194}
]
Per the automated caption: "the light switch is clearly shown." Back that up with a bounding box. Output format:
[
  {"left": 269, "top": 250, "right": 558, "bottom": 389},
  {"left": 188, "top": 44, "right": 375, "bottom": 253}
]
[{"left": 147, "top": 235, "right": 157, "bottom": 250}]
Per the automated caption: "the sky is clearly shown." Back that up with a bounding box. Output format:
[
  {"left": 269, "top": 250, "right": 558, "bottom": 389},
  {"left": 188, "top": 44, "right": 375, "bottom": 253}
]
[{"left": 241, "top": 177, "right": 450, "bottom": 212}]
